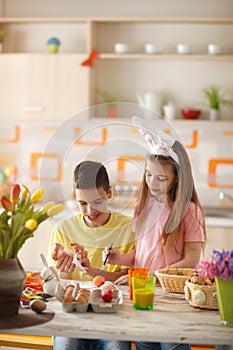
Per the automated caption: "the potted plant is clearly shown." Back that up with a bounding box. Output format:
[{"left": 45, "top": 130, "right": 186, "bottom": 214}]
[
  {"left": 98, "top": 90, "right": 125, "bottom": 118},
  {"left": 202, "top": 85, "right": 233, "bottom": 120},
  {"left": 0, "top": 30, "right": 6, "bottom": 52},
  {"left": 196, "top": 249, "right": 233, "bottom": 326},
  {"left": 0, "top": 184, "right": 65, "bottom": 317}
]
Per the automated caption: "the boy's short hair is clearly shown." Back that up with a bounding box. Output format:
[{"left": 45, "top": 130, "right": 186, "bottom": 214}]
[{"left": 73, "top": 160, "right": 110, "bottom": 192}]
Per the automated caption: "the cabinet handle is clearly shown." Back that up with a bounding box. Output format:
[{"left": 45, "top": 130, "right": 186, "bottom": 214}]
[{"left": 20, "top": 106, "right": 45, "bottom": 112}]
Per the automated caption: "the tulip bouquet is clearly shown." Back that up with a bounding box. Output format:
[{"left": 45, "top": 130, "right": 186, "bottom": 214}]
[
  {"left": 0, "top": 184, "right": 65, "bottom": 259},
  {"left": 196, "top": 249, "right": 233, "bottom": 280}
]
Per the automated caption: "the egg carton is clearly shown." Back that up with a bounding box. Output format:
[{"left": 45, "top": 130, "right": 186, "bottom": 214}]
[{"left": 55, "top": 282, "right": 123, "bottom": 313}]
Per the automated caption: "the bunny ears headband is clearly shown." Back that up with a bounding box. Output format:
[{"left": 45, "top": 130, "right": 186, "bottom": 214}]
[{"left": 132, "top": 116, "right": 179, "bottom": 165}]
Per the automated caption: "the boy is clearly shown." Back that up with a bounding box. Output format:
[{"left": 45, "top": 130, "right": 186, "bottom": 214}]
[
  {"left": 48, "top": 160, "right": 134, "bottom": 350},
  {"left": 48, "top": 160, "right": 134, "bottom": 280}
]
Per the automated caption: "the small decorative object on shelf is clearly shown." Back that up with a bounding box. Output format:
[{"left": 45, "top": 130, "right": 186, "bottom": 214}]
[
  {"left": 47, "top": 37, "right": 61, "bottom": 54},
  {"left": 0, "top": 184, "right": 65, "bottom": 317},
  {"left": 196, "top": 249, "right": 233, "bottom": 327},
  {"left": 163, "top": 101, "right": 176, "bottom": 120},
  {"left": 207, "top": 43, "right": 222, "bottom": 55},
  {"left": 81, "top": 48, "right": 99, "bottom": 68},
  {"left": 181, "top": 109, "right": 201, "bottom": 120},
  {"left": 202, "top": 85, "right": 233, "bottom": 121}
]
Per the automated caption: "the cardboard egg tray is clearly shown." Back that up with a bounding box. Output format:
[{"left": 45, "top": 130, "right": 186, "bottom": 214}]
[{"left": 55, "top": 283, "right": 123, "bottom": 313}]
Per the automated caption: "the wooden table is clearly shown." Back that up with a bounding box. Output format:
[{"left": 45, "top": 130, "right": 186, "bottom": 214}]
[{"left": 1, "top": 284, "right": 233, "bottom": 348}]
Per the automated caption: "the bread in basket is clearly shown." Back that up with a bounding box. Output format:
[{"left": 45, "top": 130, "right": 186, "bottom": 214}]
[{"left": 155, "top": 268, "right": 195, "bottom": 293}]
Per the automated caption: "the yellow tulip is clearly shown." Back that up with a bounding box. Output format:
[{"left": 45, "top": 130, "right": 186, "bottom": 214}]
[
  {"left": 25, "top": 219, "right": 38, "bottom": 230},
  {"left": 43, "top": 201, "right": 55, "bottom": 212},
  {"left": 47, "top": 203, "right": 65, "bottom": 217},
  {"left": 21, "top": 187, "right": 29, "bottom": 201},
  {"left": 31, "top": 188, "right": 45, "bottom": 203}
]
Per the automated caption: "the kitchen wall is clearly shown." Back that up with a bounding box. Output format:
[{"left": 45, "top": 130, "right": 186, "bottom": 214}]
[
  {"left": 1, "top": 0, "right": 233, "bottom": 17},
  {"left": 1, "top": 109, "right": 232, "bottom": 207}
]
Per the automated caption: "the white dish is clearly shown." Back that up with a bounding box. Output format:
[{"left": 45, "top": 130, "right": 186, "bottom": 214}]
[
  {"left": 207, "top": 43, "right": 222, "bottom": 55},
  {"left": 114, "top": 43, "right": 128, "bottom": 53},
  {"left": 176, "top": 43, "right": 191, "bottom": 54},
  {"left": 144, "top": 43, "right": 161, "bottom": 54}
]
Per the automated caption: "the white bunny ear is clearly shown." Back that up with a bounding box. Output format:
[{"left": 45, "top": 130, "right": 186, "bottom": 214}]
[
  {"left": 132, "top": 116, "right": 158, "bottom": 151},
  {"left": 157, "top": 131, "right": 179, "bottom": 164},
  {"left": 132, "top": 116, "right": 149, "bottom": 131},
  {"left": 132, "top": 116, "right": 179, "bottom": 165},
  {"left": 40, "top": 253, "right": 48, "bottom": 267},
  {"left": 50, "top": 266, "right": 60, "bottom": 281},
  {"left": 158, "top": 131, "right": 175, "bottom": 147}
]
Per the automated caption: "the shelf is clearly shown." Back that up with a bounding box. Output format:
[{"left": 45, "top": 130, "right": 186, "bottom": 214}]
[
  {"left": 99, "top": 53, "right": 233, "bottom": 60},
  {"left": 0, "top": 53, "right": 232, "bottom": 60},
  {"left": 0, "top": 15, "right": 232, "bottom": 121},
  {"left": 0, "top": 17, "right": 90, "bottom": 23},
  {"left": 0, "top": 16, "right": 233, "bottom": 24}
]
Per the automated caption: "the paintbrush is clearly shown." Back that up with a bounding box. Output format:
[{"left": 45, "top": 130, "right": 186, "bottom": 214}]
[{"left": 99, "top": 243, "right": 113, "bottom": 276}]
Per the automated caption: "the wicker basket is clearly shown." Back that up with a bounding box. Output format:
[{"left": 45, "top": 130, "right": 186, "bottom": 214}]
[
  {"left": 184, "top": 280, "right": 218, "bottom": 310},
  {"left": 155, "top": 268, "right": 195, "bottom": 293}
]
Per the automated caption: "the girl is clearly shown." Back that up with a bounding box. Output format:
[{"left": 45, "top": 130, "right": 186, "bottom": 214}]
[{"left": 104, "top": 116, "right": 206, "bottom": 350}]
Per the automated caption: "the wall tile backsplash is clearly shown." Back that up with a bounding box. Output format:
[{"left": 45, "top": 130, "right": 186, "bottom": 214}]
[{"left": 0, "top": 117, "right": 232, "bottom": 209}]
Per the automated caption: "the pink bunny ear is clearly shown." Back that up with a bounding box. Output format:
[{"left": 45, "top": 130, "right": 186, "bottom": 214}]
[{"left": 132, "top": 116, "right": 157, "bottom": 150}]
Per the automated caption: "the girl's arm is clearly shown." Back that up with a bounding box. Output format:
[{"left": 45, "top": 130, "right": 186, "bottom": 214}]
[
  {"left": 84, "top": 266, "right": 129, "bottom": 282},
  {"left": 103, "top": 248, "right": 136, "bottom": 267},
  {"left": 168, "top": 242, "right": 202, "bottom": 268}
]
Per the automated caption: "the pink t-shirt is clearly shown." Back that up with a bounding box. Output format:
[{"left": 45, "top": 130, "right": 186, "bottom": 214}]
[{"left": 133, "top": 197, "right": 205, "bottom": 273}]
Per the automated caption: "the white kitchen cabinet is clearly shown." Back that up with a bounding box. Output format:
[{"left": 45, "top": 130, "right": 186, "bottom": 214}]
[
  {"left": 0, "top": 16, "right": 233, "bottom": 120},
  {"left": 0, "top": 54, "right": 89, "bottom": 120}
]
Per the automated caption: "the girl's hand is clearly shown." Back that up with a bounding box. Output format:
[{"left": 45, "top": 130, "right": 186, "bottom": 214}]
[
  {"left": 79, "top": 257, "right": 91, "bottom": 269},
  {"left": 102, "top": 247, "right": 121, "bottom": 265},
  {"left": 114, "top": 274, "right": 129, "bottom": 285}
]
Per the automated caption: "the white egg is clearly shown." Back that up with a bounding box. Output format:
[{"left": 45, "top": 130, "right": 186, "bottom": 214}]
[{"left": 99, "top": 282, "right": 117, "bottom": 291}]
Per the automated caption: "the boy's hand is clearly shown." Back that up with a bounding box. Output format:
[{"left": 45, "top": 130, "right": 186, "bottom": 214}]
[
  {"left": 102, "top": 247, "right": 121, "bottom": 265},
  {"left": 55, "top": 253, "right": 75, "bottom": 274}
]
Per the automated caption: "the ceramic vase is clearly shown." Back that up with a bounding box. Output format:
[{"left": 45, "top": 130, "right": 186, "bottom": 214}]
[
  {"left": 215, "top": 277, "right": 233, "bottom": 327},
  {"left": 210, "top": 108, "right": 220, "bottom": 121},
  {"left": 0, "top": 258, "right": 26, "bottom": 318}
]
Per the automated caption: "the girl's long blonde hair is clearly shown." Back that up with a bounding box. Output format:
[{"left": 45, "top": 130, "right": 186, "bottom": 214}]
[{"left": 135, "top": 140, "right": 206, "bottom": 250}]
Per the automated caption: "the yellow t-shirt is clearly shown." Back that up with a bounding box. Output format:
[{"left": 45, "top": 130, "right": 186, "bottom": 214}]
[{"left": 47, "top": 211, "right": 135, "bottom": 280}]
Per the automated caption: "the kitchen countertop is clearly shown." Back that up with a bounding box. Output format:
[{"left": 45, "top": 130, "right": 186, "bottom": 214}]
[{"left": 1, "top": 283, "right": 233, "bottom": 347}]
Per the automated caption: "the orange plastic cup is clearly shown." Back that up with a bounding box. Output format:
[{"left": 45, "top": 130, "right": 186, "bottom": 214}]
[{"left": 128, "top": 267, "right": 149, "bottom": 300}]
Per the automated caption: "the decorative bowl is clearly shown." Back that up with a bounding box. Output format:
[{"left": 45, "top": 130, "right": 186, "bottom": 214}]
[{"left": 181, "top": 109, "right": 201, "bottom": 119}]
